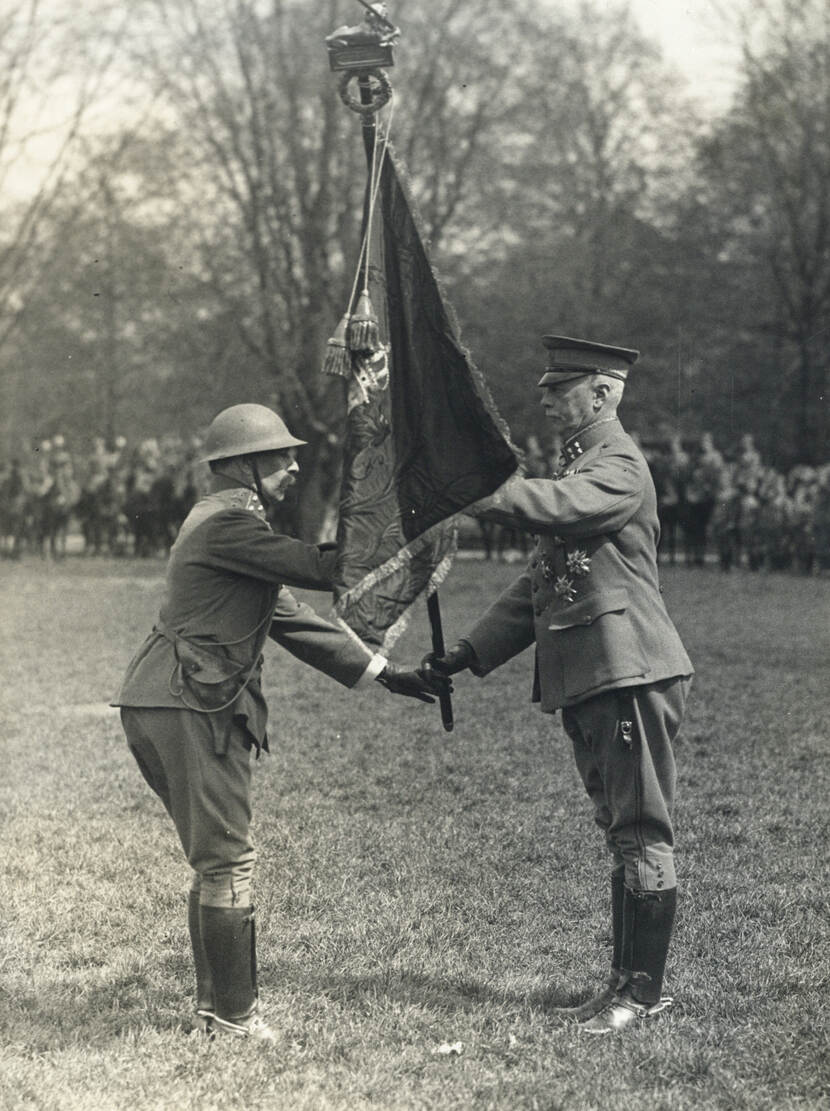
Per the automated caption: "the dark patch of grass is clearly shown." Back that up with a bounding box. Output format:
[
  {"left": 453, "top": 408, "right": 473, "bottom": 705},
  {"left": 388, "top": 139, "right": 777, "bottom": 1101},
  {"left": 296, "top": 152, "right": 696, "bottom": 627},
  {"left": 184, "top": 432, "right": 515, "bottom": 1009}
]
[{"left": 1, "top": 557, "right": 829, "bottom": 1109}]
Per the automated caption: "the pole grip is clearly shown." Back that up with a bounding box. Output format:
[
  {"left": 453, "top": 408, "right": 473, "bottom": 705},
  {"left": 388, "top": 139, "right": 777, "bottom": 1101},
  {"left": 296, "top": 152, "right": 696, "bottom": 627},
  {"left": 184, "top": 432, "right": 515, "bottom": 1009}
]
[{"left": 427, "top": 592, "right": 454, "bottom": 733}]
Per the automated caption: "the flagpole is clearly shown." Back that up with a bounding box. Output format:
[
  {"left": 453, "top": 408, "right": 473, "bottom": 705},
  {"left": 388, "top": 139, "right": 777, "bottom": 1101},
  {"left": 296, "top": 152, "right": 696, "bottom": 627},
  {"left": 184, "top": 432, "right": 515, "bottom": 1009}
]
[
  {"left": 356, "top": 73, "right": 454, "bottom": 732},
  {"left": 326, "top": 11, "right": 460, "bottom": 734},
  {"left": 427, "top": 592, "right": 454, "bottom": 732}
]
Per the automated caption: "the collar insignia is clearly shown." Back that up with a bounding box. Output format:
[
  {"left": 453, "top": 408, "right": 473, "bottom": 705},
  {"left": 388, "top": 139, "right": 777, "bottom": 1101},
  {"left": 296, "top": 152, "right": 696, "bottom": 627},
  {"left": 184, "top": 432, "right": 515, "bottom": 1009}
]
[{"left": 559, "top": 439, "right": 583, "bottom": 467}]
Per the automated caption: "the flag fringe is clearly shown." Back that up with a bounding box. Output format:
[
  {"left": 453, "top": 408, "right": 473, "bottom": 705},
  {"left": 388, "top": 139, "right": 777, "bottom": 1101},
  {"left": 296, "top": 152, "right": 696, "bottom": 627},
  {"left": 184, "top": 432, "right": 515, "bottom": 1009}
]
[
  {"left": 375, "top": 544, "right": 456, "bottom": 655},
  {"left": 332, "top": 519, "right": 458, "bottom": 655}
]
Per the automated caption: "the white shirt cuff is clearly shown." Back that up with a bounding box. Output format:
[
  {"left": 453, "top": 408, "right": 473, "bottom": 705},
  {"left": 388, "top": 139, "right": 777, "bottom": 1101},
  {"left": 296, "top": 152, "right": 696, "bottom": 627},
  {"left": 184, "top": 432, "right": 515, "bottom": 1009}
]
[{"left": 355, "top": 652, "right": 388, "bottom": 689}]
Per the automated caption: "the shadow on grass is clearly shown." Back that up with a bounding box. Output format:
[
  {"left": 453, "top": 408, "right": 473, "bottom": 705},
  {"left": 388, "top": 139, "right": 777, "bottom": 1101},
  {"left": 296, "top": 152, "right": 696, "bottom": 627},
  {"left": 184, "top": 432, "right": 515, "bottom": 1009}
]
[
  {"left": 265, "top": 961, "right": 577, "bottom": 1018},
  {"left": 1, "top": 963, "right": 581, "bottom": 1052},
  {"left": 1, "top": 974, "right": 188, "bottom": 1052}
]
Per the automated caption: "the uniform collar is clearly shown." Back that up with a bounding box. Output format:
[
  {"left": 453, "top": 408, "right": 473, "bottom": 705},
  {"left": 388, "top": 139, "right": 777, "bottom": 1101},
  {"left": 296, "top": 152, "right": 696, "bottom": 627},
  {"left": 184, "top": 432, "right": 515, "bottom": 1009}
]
[
  {"left": 211, "top": 485, "right": 267, "bottom": 519},
  {"left": 559, "top": 417, "right": 622, "bottom": 466}
]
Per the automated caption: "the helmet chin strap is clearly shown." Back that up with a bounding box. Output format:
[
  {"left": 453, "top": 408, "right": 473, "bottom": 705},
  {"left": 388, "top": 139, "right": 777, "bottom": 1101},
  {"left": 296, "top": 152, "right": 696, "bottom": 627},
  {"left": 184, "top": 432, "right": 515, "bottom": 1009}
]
[
  {"left": 248, "top": 456, "right": 269, "bottom": 505},
  {"left": 212, "top": 456, "right": 269, "bottom": 504}
]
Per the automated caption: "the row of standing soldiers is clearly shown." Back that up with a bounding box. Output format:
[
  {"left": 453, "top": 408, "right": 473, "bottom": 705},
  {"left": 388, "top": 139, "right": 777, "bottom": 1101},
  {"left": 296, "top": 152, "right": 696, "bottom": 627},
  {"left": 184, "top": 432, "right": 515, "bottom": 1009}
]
[
  {"left": 647, "top": 434, "right": 830, "bottom": 574},
  {"left": 3, "top": 430, "right": 830, "bottom": 572},
  {"left": 479, "top": 432, "right": 830, "bottom": 574}
]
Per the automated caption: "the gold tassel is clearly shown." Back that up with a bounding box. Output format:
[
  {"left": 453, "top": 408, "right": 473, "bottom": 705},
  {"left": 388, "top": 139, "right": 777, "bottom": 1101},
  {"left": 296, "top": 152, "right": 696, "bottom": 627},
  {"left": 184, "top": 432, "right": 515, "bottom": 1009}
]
[
  {"left": 322, "top": 312, "right": 353, "bottom": 377},
  {"left": 348, "top": 290, "right": 380, "bottom": 352}
]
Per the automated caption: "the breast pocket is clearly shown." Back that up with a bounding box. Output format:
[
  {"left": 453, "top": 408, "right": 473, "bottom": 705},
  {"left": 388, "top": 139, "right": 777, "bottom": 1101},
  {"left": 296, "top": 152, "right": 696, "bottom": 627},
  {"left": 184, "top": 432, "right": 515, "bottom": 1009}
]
[{"left": 548, "top": 588, "right": 649, "bottom": 699}]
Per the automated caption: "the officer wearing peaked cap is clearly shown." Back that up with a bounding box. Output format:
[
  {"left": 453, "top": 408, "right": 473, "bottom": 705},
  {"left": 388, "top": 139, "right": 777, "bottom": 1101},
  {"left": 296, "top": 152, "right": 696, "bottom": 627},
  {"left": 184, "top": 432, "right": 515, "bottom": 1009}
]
[
  {"left": 424, "top": 336, "right": 693, "bottom": 1034},
  {"left": 113, "top": 403, "right": 448, "bottom": 1043}
]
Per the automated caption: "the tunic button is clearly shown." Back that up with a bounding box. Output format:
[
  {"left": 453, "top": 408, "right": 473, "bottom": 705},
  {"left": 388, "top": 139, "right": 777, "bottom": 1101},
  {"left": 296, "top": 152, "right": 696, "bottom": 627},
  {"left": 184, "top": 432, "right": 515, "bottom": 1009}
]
[{"left": 656, "top": 881, "right": 664, "bottom": 889}]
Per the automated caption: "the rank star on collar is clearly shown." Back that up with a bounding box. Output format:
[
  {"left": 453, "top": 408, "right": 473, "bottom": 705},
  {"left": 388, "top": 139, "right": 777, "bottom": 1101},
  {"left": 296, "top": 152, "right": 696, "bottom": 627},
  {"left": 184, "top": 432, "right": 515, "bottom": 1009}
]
[
  {"left": 559, "top": 416, "right": 620, "bottom": 468},
  {"left": 559, "top": 439, "right": 583, "bottom": 466}
]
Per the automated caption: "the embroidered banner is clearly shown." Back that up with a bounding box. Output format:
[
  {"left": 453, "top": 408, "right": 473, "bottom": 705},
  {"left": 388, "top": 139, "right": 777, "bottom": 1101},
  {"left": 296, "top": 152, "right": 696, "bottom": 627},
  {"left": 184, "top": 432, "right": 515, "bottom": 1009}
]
[{"left": 331, "top": 143, "right": 518, "bottom": 651}]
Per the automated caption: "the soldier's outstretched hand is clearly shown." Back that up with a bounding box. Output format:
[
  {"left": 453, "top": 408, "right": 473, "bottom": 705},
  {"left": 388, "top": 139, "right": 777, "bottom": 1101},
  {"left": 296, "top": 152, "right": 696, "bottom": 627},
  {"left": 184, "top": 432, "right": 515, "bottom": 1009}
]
[
  {"left": 376, "top": 663, "right": 453, "bottom": 703},
  {"left": 421, "top": 640, "right": 476, "bottom": 677}
]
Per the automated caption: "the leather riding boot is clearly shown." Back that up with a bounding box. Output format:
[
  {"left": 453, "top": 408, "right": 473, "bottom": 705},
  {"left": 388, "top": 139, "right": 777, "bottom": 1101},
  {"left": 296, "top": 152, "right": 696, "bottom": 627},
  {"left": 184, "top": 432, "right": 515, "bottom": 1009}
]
[
  {"left": 580, "top": 886, "right": 677, "bottom": 1034},
  {"left": 620, "top": 885, "right": 677, "bottom": 1006},
  {"left": 188, "top": 890, "right": 215, "bottom": 1028},
  {"left": 199, "top": 905, "right": 258, "bottom": 1023},
  {"left": 198, "top": 905, "right": 276, "bottom": 1042},
  {"left": 554, "top": 871, "right": 624, "bottom": 1020}
]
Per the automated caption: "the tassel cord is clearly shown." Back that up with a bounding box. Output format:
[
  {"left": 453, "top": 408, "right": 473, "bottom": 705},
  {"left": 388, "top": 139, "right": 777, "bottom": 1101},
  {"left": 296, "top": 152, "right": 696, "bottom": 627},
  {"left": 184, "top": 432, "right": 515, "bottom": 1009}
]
[
  {"left": 348, "top": 93, "right": 396, "bottom": 318},
  {"left": 322, "top": 96, "right": 395, "bottom": 375}
]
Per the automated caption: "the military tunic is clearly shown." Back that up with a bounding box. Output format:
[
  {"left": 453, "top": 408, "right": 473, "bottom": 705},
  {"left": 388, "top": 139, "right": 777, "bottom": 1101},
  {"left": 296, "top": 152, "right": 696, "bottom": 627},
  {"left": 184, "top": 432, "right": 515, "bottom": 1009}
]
[
  {"left": 464, "top": 419, "right": 693, "bottom": 892},
  {"left": 113, "top": 485, "right": 383, "bottom": 905}
]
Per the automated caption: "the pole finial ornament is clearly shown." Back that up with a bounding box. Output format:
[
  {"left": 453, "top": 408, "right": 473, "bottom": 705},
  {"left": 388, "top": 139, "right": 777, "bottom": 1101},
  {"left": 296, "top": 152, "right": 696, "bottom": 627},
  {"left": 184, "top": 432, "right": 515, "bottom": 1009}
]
[{"left": 326, "top": 3, "right": 398, "bottom": 114}]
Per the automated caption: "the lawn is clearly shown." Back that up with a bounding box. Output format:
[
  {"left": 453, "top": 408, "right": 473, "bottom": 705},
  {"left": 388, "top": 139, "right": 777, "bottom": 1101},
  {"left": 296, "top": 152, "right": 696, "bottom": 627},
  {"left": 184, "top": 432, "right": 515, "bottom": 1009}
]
[{"left": 1, "top": 555, "right": 828, "bottom": 1110}]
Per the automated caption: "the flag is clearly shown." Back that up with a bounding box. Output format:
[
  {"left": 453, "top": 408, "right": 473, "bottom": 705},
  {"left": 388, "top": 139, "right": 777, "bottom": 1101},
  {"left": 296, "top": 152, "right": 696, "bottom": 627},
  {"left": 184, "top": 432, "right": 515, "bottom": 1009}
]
[{"left": 328, "top": 141, "right": 518, "bottom": 651}]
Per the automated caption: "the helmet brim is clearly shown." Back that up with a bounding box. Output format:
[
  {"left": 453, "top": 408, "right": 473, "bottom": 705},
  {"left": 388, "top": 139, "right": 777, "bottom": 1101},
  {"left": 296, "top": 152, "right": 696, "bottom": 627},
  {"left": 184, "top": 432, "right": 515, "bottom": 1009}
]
[{"left": 200, "top": 433, "right": 307, "bottom": 464}]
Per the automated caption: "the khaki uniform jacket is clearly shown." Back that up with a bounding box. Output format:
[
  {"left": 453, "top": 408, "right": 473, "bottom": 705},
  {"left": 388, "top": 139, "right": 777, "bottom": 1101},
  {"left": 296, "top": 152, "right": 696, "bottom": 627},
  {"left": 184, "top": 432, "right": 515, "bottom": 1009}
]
[
  {"left": 113, "top": 486, "right": 380, "bottom": 750},
  {"left": 464, "top": 420, "right": 693, "bottom": 712}
]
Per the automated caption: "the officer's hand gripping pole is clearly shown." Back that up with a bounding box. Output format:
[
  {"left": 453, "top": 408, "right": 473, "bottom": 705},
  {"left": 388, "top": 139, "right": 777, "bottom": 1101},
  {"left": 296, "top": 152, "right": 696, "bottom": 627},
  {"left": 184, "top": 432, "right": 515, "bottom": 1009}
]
[{"left": 427, "top": 592, "right": 454, "bottom": 732}]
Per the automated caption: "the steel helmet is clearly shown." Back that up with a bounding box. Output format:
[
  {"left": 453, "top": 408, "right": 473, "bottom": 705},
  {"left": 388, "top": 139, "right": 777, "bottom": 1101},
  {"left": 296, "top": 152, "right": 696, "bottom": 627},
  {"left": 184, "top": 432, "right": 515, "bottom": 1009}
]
[{"left": 200, "top": 404, "right": 306, "bottom": 463}]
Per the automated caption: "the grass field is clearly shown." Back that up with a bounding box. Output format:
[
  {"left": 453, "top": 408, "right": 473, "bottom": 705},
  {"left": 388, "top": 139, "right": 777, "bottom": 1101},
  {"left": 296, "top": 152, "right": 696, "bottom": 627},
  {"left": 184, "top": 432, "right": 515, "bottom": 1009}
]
[{"left": 1, "top": 555, "right": 829, "bottom": 1111}]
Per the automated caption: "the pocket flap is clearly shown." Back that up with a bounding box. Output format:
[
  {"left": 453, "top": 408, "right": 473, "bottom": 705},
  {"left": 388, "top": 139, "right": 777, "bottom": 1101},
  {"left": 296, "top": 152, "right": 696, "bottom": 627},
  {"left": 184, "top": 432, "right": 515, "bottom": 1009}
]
[
  {"left": 175, "top": 639, "right": 242, "bottom": 685},
  {"left": 548, "top": 588, "right": 629, "bottom": 631}
]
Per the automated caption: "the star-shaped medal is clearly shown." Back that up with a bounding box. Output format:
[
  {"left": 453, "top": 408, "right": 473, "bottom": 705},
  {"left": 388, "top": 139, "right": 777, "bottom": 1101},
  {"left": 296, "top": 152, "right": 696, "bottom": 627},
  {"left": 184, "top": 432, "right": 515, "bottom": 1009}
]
[
  {"left": 554, "top": 576, "right": 577, "bottom": 602},
  {"left": 566, "top": 549, "right": 591, "bottom": 577}
]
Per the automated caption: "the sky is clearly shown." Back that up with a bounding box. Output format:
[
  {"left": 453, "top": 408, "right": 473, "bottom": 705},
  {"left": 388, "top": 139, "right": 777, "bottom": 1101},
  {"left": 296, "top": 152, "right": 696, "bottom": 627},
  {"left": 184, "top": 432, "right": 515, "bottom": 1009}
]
[
  {"left": 4, "top": 0, "right": 742, "bottom": 201},
  {"left": 628, "top": 0, "right": 741, "bottom": 111}
]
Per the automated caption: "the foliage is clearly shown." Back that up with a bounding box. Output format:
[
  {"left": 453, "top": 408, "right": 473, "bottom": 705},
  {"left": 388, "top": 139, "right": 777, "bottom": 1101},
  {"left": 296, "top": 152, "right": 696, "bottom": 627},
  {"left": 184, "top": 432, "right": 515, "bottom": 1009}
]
[
  {"left": 1, "top": 0, "right": 830, "bottom": 485},
  {"left": 692, "top": 0, "right": 830, "bottom": 463},
  {"left": 1, "top": 557, "right": 829, "bottom": 1109},
  {"left": 0, "top": 0, "right": 136, "bottom": 449}
]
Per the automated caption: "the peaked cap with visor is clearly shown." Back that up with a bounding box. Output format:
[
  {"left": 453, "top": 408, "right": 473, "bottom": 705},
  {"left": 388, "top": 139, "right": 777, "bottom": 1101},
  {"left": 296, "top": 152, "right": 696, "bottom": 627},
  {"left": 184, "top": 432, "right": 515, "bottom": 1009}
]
[{"left": 538, "top": 335, "right": 640, "bottom": 387}]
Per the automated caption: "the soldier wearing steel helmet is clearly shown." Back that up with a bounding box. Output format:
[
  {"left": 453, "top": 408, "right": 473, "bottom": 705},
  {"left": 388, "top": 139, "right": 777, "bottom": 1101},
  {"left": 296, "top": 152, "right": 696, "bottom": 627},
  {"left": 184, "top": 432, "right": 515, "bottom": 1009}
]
[
  {"left": 424, "top": 336, "right": 693, "bottom": 1034},
  {"left": 113, "top": 403, "right": 447, "bottom": 1043}
]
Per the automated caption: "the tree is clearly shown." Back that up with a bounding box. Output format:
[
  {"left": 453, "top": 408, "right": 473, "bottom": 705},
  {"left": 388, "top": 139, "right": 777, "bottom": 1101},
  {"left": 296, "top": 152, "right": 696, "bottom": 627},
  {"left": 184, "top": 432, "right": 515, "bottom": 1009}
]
[
  {"left": 0, "top": 0, "right": 134, "bottom": 451},
  {"left": 695, "top": 0, "right": 830, "bottom": 463},
  {"left": 107, "top": 0, "right": 541, "bottom": 534},
  {"left": 447, "top": 1, "right": 703, "bottom": 447}
]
